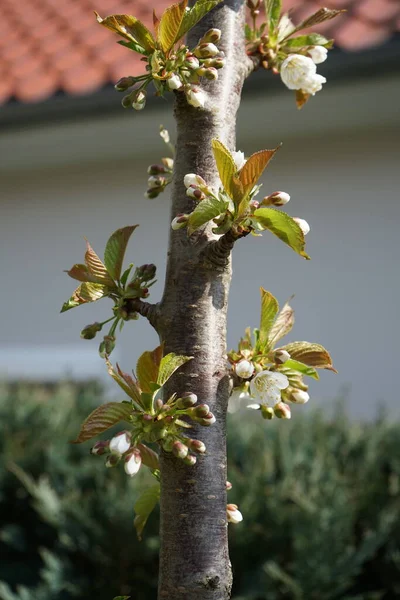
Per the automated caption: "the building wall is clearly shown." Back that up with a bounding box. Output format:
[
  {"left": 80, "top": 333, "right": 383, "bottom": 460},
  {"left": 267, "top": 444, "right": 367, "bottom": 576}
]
[{"left": 0, "top": 73, "right": 398, "bottom": 418}]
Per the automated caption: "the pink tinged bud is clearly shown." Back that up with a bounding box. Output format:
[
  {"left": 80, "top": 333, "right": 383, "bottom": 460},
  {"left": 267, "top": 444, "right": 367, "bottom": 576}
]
[
  {"left": 194, "top": 42, "right": 219, "bottom": 58},
  {"left": 183, "top": 454, "right": 197, "bottom": 466},
  {"left": 124, "top": 449, "right": 142, "bottom": 476},
  {"left": 235, "top": 359, "right": 254, "bottom": 379},
  {"left": 186, "top": 186, "right": 204, "bottom": 200},
  {"left": 184, "top": 173, "right": 207, "bottom": 188},
  {"left": 177, "top": 392, "right": 198, "bottom": 408},
  {"left": 115, "top": 76, "right": 135, "bottom": 91},
  {"left": 188, "top": 439, "right": 206, "bottom": 454},
  {"left": 172, "top": 441, "right": 189, "bottom": 459},
  {"left": 171, "top": 214, "right": 189, "bottom": 230},
  {"left": 264, "top": 191, "right": 291, "bottom": 206},
  {"left": 201, "top": 412, "right": 216, "bottom": 426},
  {"left": 109, "top": 431, "right": 132, "bottom": 455},
  {"left": 194, "top": 404, "right": 210, "bottom": 417},
  {"left": 185, "top": 86, "right": 206, "bottom": 109},
  {"left": 212, "top": 57, "right": 225, "bottom": 69},
  {"left": 147, "top": 164, "right": 166, "bottom": 175},
  {"left": 167, "top": 73, "right": 183, "bottom": 90},
  {"left": 308, "top": 45, "right": 328, "bottom": 64},
  {"left": 274, "top": 402, "right": 291, "bottom": 419},
  {"left": 227, "top": 504, "right": 243, "bottom": 524},
  {"left": 293, "top": 217, "right": 310, "bottom": 235},
  {"left": 185, "top": 56, "right": 200, "bottom": 70},
  {"left": 90, "top": 440, "right": 110, "bottom": 455},
  {"left": 148, "top": 175, "right": 165, "bottom": 189},
  {"left": 289, "top": 390, "right": 310, "bottom": 404},
  {"left": 162, "top": 157, "right": 174, "bottom": 170},
  {"left": 226, "top": 481, "right": 232, "bottom": 491},
  {"left": 200, "top": 28, "right": 221, "bottom": 44},
  {"left": 274, "top": 349, "right": 290, "bottom": 364}
]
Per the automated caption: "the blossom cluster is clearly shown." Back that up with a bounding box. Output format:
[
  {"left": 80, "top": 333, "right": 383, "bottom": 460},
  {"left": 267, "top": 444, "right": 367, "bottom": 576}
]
[
  {"left": 116, "top": 28, "right": 225, "bottom": 111},
  {"left": 280, "top": 51, "right": 327, "bottom": 96}
]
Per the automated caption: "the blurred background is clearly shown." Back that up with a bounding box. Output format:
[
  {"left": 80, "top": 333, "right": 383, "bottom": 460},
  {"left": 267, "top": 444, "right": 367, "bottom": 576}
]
[{"left": 0, "top": 0, "right": 399, "bottom": 598}]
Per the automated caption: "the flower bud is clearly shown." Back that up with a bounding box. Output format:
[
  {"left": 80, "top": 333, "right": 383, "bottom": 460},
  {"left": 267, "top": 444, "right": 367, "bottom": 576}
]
[
  {"left": 235, "top": 359, "right": 254, "bottom": 379},
  {"left": 288, "top": 389, "right": 310, "bottom": 404},
  {"left": 308, "top": 45, "right": 328, "bottom": 64},
  {"left": 227, "top": 504, "right": 243, "bottom": 524},
  {"left": 261, "top": 405, "right": 275, "bottom": 420},
  {"left": 186, "top": 186, "right": 205, "bottom": 201},
  {"left": 211, "top": 57, "right": 225, "bottom": 69},
  {"left": 105, "top": 453, "right": 120, "bottom": 468},
  {"left": 200, "top": 28, "right": 221, "bottom": 44},
  {"left": 115, "top": 76, "right": 135, "bottom": 91},
  {"left": 147, "top": 164, "right": 166, "bottom": 175},
  {"left": 136, "top": 263, "right": 157, "bottom": 281},
  {"left": 184, "top": 55, "right": 200, "bottom": 70},
  {"left": 177, "top": 392, "right": 198, "bottom": 408},
  {"left": 204, "top": 67, "right": 218, "bottom": 81},
  {"left": 194, "top": 42, "right": 219, "bottom": 58},
  {"left": 232, "top": 150, "right": 246, "bottom": 171},
  {"left": 293, "top": 217, "right": 310, "bottom": 235},
  {"left": 246, "top": 0, "right": 260, "bottom": 9},
  {"left": 99, "top": 335, "right": 116, "bottom": 357},
  {"left": 172, "top": 441, "right": 189, "bottom": 459},
  {"left": 167, "top": 73, "right": 183, "bottom": 90},
  {"left": 193, "top": 404, "right": 210, "bottom": 417},
  {"left": 171, "top": 213, "right": 189, "bottom": 230},
  {"left": 183, "top": 454, "right": 197, "bottom": 466},
  {"left": 132, "top": 90, "right": 146, "bottom": 110},
  {"left": 200, "top": 412, "right": 216, "bottom": 426},
  {"left": 109, "top": 431, "right": 132, "bottom": 455},
  {"left": 148, "top": 175, "right": 165, "bottom": 189},
  {"left": 274, "top": 349, "right": 290, "bottom": 364},
  {"left": 90, "top": 440, "right": 110, "bottom": 455},
  {"left": 124, "top": 449, "right": 142, "bottom": 476},
  {"left": 274, "top": 401, "right": 291, "bottom": 419},
  {"left": 184, "top": 173, "right": 207, "bottom": 188},
  {"left": 185, "top": 85, "right": 206, "bottom": 109},
  {"left": 188, "top": 439, "right": 206, "bottom": 454},
  {"left": 162, "top": 157, "right": 174, "bottom": 170},
  {"left": 145, "top": 188, "right": 162, "bottom": 199},
  {"left": 80, "top": 322, "right": 102, "bottom": 340},
  {"left": 226, "top": 481, "right": 232, "bottom": 491},
  {"left": 262, "top": 191, "right": 291, "bottom": 207}
]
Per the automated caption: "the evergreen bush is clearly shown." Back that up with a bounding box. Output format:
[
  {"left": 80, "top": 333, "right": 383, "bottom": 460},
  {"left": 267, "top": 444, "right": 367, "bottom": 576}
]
[{"left": 0, "top": 383, "right": 399, "bottom": 599}]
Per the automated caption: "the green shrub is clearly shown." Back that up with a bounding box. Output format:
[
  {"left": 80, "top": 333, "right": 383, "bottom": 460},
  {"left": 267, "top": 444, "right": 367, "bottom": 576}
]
[{"left": 0, "top": 383, "right": 399, "bottom": 599}]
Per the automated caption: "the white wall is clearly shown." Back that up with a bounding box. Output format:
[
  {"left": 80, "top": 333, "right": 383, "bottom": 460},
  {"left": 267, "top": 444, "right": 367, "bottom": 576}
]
[{"left": 1, "top": 73, "right": 398, "bottom": 418}]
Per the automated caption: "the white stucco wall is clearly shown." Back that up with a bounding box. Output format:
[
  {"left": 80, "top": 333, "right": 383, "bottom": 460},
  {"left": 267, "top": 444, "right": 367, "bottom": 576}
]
[{"left": 0, "top": 73, "right": 398, "bottom": 418}]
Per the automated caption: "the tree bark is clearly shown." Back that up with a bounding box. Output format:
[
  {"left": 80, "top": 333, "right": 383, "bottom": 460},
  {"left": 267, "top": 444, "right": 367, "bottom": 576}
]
[{"left": 157, "top": 2, "right": 248, "bottom": 598}]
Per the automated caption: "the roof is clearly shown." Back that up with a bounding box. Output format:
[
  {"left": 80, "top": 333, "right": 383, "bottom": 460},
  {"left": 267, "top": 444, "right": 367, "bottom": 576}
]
[{"left": 1, "top": 0, "right": 399, "bottom": 105}]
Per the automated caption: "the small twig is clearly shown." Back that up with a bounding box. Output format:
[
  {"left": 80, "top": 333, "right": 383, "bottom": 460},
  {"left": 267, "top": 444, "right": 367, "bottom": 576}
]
[
  {"left": 202, "top": 230, "right": 250, "bottom": 268},
  {"left": 125, "top": 299, "right": 160, "bottom": 331}
]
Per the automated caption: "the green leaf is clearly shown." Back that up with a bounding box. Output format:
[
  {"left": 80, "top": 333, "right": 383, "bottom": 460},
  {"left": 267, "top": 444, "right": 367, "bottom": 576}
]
[
  {"left": 71, "top": 402, "right": 133, "bottom": 444},
  {"left": 106, "top": 359, "right": 143, "bottom": 410},
  {"left": 157, "top": 353, "right": 193, "bottom": 387},
  {"left": 95, "top": 13, "right": 155, "bottom": 52},
  {"left": 134, "top": 483, "right": 160, "bottom": 540},
  {"left": 120, "top": 263, "right": 134, "bottom": 287},
  {"left": 259, "top": 288, "right": 279, "bottom": 350},
  {"left": 85, "top": 241, "right": 115, "bottom": 286},
  {"left": 266, "top": 0, "right": 281, "bottom": 36},
  {"left": 65, "top": 263, "right": 106, "bottom": 284},
  {"left": 60, "top": 283, "right": 109, "bottom": 313},
  {"left": 176, "top": 0, "right": 223, "bottom": 42},
  {"left": 282, "top": 359, "right": 319, "bottom": 380},
  {"left": 253, "top": 208, "right": 310, "bottom": 259},
  {"left": 268, "top": 299, "right": 294, "bottom": 346},
  {"left": 282, "top": 341, "right": 337, "bottom": 372},
  {"left": 138, "top": 443, "right": 160, "bottom": 470},
  {"left": 136, "top": 346, "right": 164, "bottom": 393},
  {"left": 237, "top": 147, "right": 279, "bottom": 215},
  {"left": 118, "top": 39, "right": 146, "bottom": 54},
  {"left": 158, "top": 0, "right": 187, "bottom": 52},
  {"left": 104, "top": 225, "right": 138, "bottom": 281},
  {"left": 211, "top": 139, "right": 243, "bottom": 202},
  {"left": 187, "top": 197, "right": 228, "bottom": 234},
  {"left": 284, "top": 33, "right": 331, "bottom": 48}
]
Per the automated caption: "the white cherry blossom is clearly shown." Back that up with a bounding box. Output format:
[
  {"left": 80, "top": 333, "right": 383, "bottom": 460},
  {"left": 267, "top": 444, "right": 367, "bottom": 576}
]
[
  {"left": 280, "top": 54, "right": 326, "bottom": 95},
  {"left": 235, "top": 359, "right": 254, "bottom": 379},
  {"left": 308, "top": 46, "right": 328, "bottom": 64},
  {"left": 249, "top": 370, "right": 289, "bottom": 408},
  {"left": 109, "top": 431, "right": 131, "bottom": 455},
  {"left": 232, "top": 150, "right": 246, "bottom": 171}
]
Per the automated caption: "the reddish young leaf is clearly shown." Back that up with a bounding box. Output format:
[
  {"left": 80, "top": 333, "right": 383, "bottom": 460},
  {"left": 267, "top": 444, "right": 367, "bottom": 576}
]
[
  {"left": 85, "top": 241, "right": 115, "bottom": 286},
  {"left": 71, "top": 402, "right": 133, "bottom": 444},
  {"left": 136, "top": 345, "right": 164, "bottom": 393}
]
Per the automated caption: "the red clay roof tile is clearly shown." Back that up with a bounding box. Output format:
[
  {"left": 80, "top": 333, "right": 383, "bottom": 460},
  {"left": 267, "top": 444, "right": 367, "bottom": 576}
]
[{"left": 1, "top": 0, "right": 399, "bottom": 106}]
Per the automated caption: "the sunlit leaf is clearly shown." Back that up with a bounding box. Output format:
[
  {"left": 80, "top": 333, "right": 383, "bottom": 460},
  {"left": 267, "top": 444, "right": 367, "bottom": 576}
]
[
  {"left": 118, "top": 39, "right": 146, "bottom": 54},
  {"left": 65, "top": 263, "right": 104, "bottom": 284},
  {"left": 282, "top": 359, "right": 319, "bottom": 380},
  {"left": 136, "top": 346, "right": 164, "bottom": 393},
  {"left": 187, "top": 197, "right": 228, "bottom": 234},
  {"left": 284, "top": 33, "right": 332, "bottom": 48},
  {"left": 158, "top": 0, "right": 187, "bottom": 52},
  {"left": 281, "top": 341, "right": 337, "bottom": 372},
  {"left": 211, "top": 139, "right": 243, "bottom": 202},
  {"left": 292, "top": 7, "right": 344, "bottom": 33},
  {"left": 95, "top": 13, "right": 155, "bottom": 52},
  {"left": 134, "top": 483, "right": 160, "bottom": 540},
  {"left": 60, "top": 283, "right": 109, "bottom": 313},
  {"left": 85, "top": 241, "right": 115, "bottom": 286},
  {"left": 253, "top": 208, "right": 310, "bottom": 259},
  {"left": 266, "top": 0, "right": 281, "bottom": 36},
  {"left": 259, "top": 288, "right": 279, "bottom": 350},
  {"left": 157, "top": 353, "right": 193, "bottom": 387},
  {"left": 238, "top": 148, "right": 279, "bottom": 215},
  {"left": 71, "top": 402, "right": 133, "bottom": 444},
  {"left": 105, "top": 359, "right": 143, "bottom": 410},
  {"left": 176, "top": 0, "right": 223, "bottom": 42},
  {"left": 269, "top": 299, "right": 294, "bottom": 346},
  {"left": 104, "top": 225, "right": 138, "bottom": 281}
]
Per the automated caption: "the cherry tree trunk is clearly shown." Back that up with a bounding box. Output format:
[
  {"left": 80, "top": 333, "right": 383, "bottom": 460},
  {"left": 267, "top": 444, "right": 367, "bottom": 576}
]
[{"left": 157, "top": 1, "right": 248, "bottom": 598}]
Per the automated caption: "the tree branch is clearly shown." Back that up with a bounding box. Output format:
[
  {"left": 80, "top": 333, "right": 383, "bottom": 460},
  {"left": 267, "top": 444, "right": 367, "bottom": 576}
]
[
  {"left": 202, "top": 229, "right": 251, "bottom": 268},
  {"left": 123, "top": 299, "right": 160, "bottom": 331}
]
